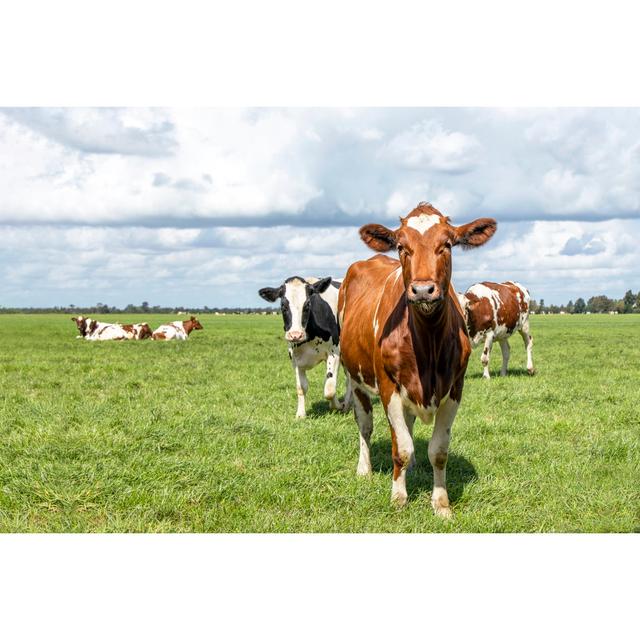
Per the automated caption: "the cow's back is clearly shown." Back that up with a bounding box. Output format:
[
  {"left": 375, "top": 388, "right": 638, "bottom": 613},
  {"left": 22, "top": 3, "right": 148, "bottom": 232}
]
[{"left": 464, "top": 281, "right": 530, "bottom": 342}]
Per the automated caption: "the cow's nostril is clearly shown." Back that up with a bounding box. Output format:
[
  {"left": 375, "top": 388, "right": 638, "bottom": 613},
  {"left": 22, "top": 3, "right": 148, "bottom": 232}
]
[
  {"left": 427, "top": 284, "right": 435, "bottom": 295},
  {"left": 411, "top": 284, "right": 418, "bottom": 295}
]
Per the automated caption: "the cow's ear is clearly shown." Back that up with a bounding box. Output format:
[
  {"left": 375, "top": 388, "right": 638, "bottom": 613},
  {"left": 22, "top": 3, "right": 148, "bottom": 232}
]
[
  {"left": 71, "top": 317, "right": 77, "bottom": 322},
  {"left": 360, "top": 224, "right": 397, "bottom": 252},
  {"left": 258, "top": 286, "right": 283, "bottom": 303},
  {"left": 310, "top": 277, "right": 332, "bottom": 295},
  {"left": 453, "top": 218, "right": 497, "bottom": 250}
]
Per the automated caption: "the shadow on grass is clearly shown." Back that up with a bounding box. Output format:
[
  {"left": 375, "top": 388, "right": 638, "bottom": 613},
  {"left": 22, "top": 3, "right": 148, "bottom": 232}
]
[
  {"left": 309, "top": 395, "right": 379, "bottom": 417},
  {"left": 370, "top": 436, "right": 477, "bottom": 504},
  {"left": 466, "top": 367, "right": 535, "bottom": 380}
]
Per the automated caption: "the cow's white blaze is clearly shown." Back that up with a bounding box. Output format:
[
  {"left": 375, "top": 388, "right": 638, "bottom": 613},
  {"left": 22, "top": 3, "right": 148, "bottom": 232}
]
[
  {"left": 284, "top": 278, "right": 308, "bottom": 339},
  {"left": 405, "top": 213, "right": 442, "bottom": 234}
]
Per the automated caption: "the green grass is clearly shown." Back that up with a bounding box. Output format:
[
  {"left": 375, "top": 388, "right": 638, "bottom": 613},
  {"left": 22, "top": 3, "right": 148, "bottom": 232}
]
[{"left": 0, "top": 313, "right": 639, "bottom": 532}]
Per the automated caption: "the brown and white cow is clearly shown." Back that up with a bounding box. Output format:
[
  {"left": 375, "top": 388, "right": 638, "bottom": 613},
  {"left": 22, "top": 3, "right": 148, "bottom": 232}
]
[
  {"left": 72, "top": 316, "right": 153, "bottom": 341},
  {"left": 457, "top": 281, "right": 534, "bottom": 378},
  {"left": 72, "top": 316, "right": 129, "bottom": 341},
  {"left": 338, "top": 203, "right": 497, "bottom": 516},
  {"left": 152, "top": 316, "right": 203, "bottom": 340},
  {"left": 122, "top": 323, "right": 153, "bottom": 340}
]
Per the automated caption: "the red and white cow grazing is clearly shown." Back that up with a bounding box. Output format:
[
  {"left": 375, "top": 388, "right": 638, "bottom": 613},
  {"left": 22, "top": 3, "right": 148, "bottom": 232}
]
[
  {"left": 259, "top": 276, "right": 351, "bottom": 419},
  {"left": 152, "top": 316, "right": 203, "bottom": 341},
  {"left": 338, "top": 202, "right": 497, "bottom": 515},
  {"left": 72, "top": 316, "right": 130, "bottom": 341},
  {"left": 457, "top": 281, "right": 534, "bottom": 379},
  {"left": 122, "top": 323, "right": 153, "bottom": 340}
]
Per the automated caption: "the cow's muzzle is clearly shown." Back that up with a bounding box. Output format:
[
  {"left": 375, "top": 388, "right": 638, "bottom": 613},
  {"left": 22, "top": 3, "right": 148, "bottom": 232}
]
[
  {"left": 407, "top": 281, "right": 443, "bottom": 313},
  {"left": 285, "top": 330, "right": 306, "bottom": 344}
]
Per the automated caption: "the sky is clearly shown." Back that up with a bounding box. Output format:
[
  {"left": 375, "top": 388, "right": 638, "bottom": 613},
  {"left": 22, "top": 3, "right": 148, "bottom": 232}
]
[{"left": 1, "top": 107, "right": 639, "bottom": 308}]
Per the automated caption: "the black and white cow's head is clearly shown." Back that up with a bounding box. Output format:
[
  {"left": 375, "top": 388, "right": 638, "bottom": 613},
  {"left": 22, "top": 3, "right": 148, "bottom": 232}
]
[{"left": 258, "top": 276, "right": 336, "bottom": 345}]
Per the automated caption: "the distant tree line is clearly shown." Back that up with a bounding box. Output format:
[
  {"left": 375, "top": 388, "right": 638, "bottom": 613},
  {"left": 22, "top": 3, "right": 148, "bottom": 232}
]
[
  {"left": 1, "top": 291, "right": 639, "bottom": 315},
  {"left": 530, "top": 290, "right": 640, "bottom": 314},
  {"left": 0, "top": 301, "right": 278, "bottom": 315}
]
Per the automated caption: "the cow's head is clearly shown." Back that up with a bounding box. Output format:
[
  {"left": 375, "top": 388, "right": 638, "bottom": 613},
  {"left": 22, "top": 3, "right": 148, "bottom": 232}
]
[
  {"left": 138, "top": 323, "right": 153, "bottom": 339},
  {"left": 359, "top": 203, "right": 497, "bottom": 315},
  {"left": 71, "top": 315, "right": 96, "bottom": 337},
  {"left": 189, "top": 316, "right": 204, "bottom": 331},
  {"left": 258, "top": 276, "right": 332, "bottom": 343}
]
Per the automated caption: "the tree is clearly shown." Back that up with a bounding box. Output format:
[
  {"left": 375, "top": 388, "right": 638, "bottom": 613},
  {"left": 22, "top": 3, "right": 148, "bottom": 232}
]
[
  {"left": 141, "top": 301, "right": 150, "bottom": 311},
  {"left": 529, "top": 299, "right": 539, "bottom": 313},
  {"left": 566, "top": 300, "right": 575, "bottom": 314},
  {"left": 587, "top": 295, "right": 614, "bottom": 314},
  {"left": 623, "top": 290, "right": 636, "bottom": 314},
  {"left": 538, "top": 298, "right": 545, "bottom": 314},
  {"left": 574, "top": 298, "right": 586, "bottom": 314}
]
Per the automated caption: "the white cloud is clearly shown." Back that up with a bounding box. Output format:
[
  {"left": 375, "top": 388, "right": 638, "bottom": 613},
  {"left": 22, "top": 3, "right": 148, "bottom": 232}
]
[
  {"left": 383, "top": 119, "right": 481, "bottom": 173},
  {"left": 1, "top": 108, "right": 640, "bottom": 307}
]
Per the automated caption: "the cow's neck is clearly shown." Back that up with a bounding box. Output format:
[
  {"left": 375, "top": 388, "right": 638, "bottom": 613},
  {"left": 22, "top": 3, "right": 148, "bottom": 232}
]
[
  {"left": 407, "top": 297, "right": 451, "bottom": 337},
  {"left": 182, "top": 321, "right": 194, "bottom": 334}
]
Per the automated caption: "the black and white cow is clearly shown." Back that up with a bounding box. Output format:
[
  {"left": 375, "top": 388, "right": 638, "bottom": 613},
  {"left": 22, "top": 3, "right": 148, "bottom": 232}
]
[{"left": 259, "top": 276, "right": 352, "bottom": 419}]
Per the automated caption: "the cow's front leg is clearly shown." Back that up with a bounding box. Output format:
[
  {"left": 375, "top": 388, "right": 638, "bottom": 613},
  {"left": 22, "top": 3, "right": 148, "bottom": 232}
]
[
  {"left": 353, "top": 388, "right": 373, "bottom": 476},
  {"left": 385, "top": 391, "right": 414, "bottom": 506},
  {"left": 405, "top": 408, "right": 417, "bottom": 471},
  {"left": 324, "top": 348, "right": 341, "bottom": 410},
  {"left": 429, "top": 398, "right": 459, "bottom": 518},
  {"left": 481, "top": 333, "right": 494, "bottom": 379},
  {"left": 293, "top": 364, "right": 309, "bottom": 419}
]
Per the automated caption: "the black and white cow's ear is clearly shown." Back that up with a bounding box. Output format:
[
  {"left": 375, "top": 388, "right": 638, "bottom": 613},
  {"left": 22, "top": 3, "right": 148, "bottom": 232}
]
[
  {"left": 258, "top": 286, "right": 284, "bottom": 303},
  {"left": 71, "top": 317, "right": 77, "bottom": 322},
  {"left": 310, "top": 277, "right": 332, "bottom": 295},
  {"left": 453, "top": 218, "right": 497, "bottom": 250}
]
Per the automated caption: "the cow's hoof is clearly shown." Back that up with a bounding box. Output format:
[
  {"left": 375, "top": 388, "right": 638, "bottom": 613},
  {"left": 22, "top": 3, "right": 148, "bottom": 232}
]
[
  {"left": 433, "top": 504, "right": 453, "bottom": 519},
  {"left": 295, "top": 413, "right": 306, "bottom": 420},
  {"left": 391, "top": 492, "right": 408, "bottom": 508},
  {"left": 527, "top": 367, "right": 535, "bottom": 376},
  {"left": 356, "top": 465, "right": 372, "bottom": 477}
]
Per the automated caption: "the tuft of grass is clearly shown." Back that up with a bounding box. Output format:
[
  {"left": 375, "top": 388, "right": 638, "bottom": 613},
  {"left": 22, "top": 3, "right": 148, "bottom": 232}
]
[{"left": 0, "top": 313, "right": 638, "bottom": 532}]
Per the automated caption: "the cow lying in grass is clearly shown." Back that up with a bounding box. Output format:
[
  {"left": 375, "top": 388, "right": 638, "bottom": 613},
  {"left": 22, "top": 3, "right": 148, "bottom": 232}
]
[
  {"left": 259, "top": 276, "right": 351, "bottom": 419},
  {"left": 72, "top": 316, "right": 151, "bottom": 341},
  {"left": 457, "top": 281, "right": 534, "bottom": 378},
  {"left": 152, "top": 316, "right": 203, "bottom": 341}
]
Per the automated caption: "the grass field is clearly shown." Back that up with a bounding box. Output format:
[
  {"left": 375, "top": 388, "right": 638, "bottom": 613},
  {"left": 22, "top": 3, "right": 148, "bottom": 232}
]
[{"left": 0, "top": 313, "right": 639, "bottom": 532}]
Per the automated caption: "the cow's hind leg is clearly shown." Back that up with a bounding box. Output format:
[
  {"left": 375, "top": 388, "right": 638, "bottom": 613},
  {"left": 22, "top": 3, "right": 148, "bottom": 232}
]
[
  {"left": 386, "top": 391, "right": 415, "bottom": 506},
  {"left": 340, "top": 369, "right": 353, "bottom": 412},
  {"left": 324, "top": 349, "right": 342, "bottom": 411},
  {"left": 519, "top": 320, "right": 535, "bottom": 375},
  {"left": 353, "top": 388, "right": 373, "bottom": 476},
  {"left": 499, "top": 339, "right": 510, "bottom": 377},
  {"left": 294, "top": 365, "right": 309, "bottom": 419},
  {"left": 481, "top": 332, "right": 494, "bottom": 379},
  {"left": 429, "top": 398, "right": 459, "bottom": 518}
]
